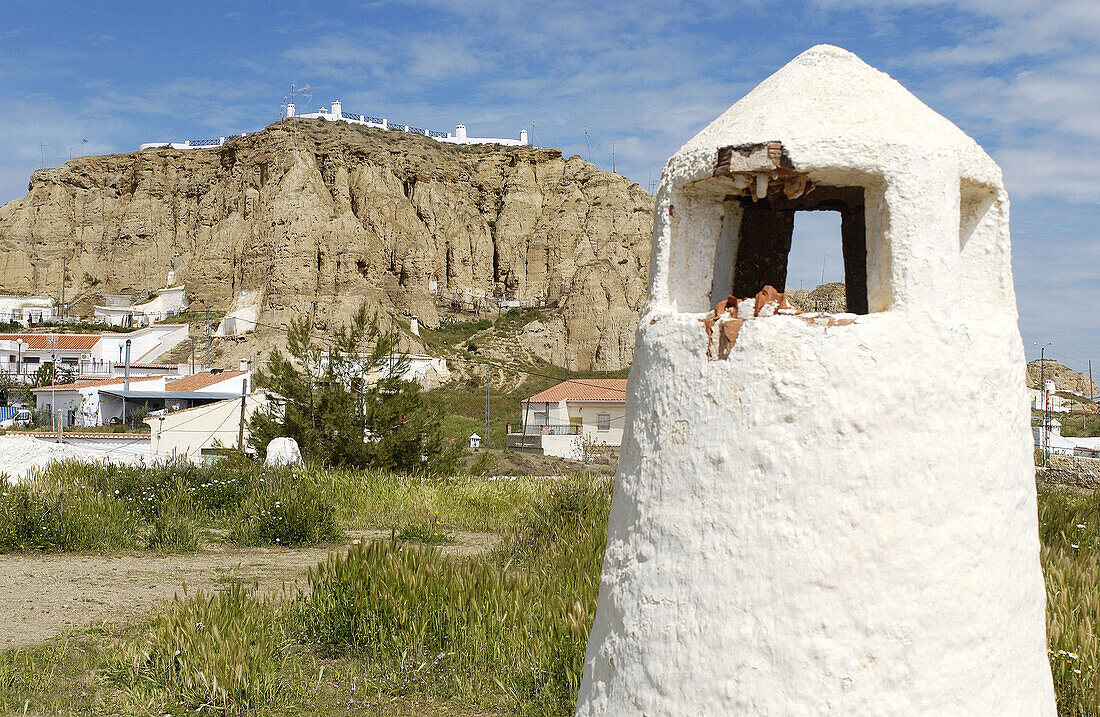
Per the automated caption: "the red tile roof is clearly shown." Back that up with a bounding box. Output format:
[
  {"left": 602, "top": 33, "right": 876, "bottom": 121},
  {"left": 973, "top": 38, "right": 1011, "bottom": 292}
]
[
  {"left": 167, "top": 370, "right": 247, "bottom": 392},
  {"left": 0, "top": 333, "right": 102, "bottom": 350},
  {"left": 526, "top": 378, "right": 628, "bottom": 403},
  {"left": 31, "top": 375, "right": 161, "bottom": 392}
]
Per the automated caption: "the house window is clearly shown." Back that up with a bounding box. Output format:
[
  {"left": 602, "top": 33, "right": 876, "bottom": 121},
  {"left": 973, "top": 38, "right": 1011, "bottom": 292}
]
[
  {"left": 597, "top": 413, "right": 611, "bottom": 432},
  {"left": 534, "top": 409, "right": 549, "bottom": 425}
]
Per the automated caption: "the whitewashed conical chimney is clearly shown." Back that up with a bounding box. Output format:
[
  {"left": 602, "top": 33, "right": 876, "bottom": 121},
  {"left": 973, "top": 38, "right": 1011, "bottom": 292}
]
[{"left": 577, "top": 45, "right": 1054, "bottom": 715}]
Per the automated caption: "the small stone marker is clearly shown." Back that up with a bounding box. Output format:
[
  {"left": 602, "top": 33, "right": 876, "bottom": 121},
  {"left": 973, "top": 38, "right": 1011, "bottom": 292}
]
[{"left": 264, "top": 437, "right": 302, "bottom": 467}]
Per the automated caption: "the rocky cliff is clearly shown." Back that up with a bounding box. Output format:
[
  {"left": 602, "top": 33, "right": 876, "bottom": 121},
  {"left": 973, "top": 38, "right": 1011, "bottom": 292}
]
[
  {"left": 1027, "top": 359, "right": 1098, "bottom": 395},
  {"left": 0, "top": 119, "right": 653, "bottom": 370}
]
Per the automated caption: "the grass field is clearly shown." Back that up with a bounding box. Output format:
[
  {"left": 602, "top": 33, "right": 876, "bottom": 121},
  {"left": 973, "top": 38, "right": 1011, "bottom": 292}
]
[
  {"left": 2, "top": 461, "right": 1099, "bottom": 715},
  {"left": 0, "top": 465, "right": 608, "bottom": 715}
]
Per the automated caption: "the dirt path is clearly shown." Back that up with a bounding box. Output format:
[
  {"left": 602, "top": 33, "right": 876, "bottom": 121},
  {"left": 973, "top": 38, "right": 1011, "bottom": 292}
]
[{"left": 0, "top": 531, "right": 498, "bottom": 651}]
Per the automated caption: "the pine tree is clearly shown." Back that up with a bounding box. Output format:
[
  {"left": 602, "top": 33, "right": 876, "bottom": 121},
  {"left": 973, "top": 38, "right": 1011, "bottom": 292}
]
[{"left": 247, "top": 306, "right": 461, "bottom": 473}]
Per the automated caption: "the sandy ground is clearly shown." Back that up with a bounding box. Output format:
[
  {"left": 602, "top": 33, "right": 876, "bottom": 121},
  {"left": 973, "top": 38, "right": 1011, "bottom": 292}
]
[{"left": 0, "top": 530, "right": 498, "bottom": 650}]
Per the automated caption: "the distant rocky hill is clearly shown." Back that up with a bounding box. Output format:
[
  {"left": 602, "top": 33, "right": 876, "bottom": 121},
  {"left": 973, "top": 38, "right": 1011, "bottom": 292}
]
[
  {"left": 0, "top": 119, "right": 653, "bottom": 371},
  {"left": 785, "top": 282, "right": 847, "bottom": 313},
  {"left": 1027, "top": 359, "right": 1097, "bottom": 395}
]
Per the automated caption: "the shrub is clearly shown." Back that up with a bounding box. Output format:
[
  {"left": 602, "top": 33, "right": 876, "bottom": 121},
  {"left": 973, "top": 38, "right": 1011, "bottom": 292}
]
[
  {"left": 147, "top": 488, "right": 199, "bottom": 552},
  {"left": 109, "top": 584, "right": 288, "bottom": 713},
  {"left": 296, "top": 476, "right": 612, "bottom": 713},
  {"left": 1038, "top": 484, "right": 1100, "bottom": 715},
  {"left": 229, "top": 473, "right": 341, "bottom": 547},
  {"left": 396, "top": 515, "right": 455, "bottom": 545},
  {"left": 0, "top": 475, "right": 141, "bottom": 553}
]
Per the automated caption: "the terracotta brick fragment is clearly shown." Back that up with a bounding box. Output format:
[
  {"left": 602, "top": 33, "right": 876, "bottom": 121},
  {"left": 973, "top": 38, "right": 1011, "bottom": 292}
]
[
  {"left": 754, "top": 285, "right": 782, "bottom": 316},
  {"left": 702, "top": 316, "right": 717, "bottom": 359},
  {"left": 718, "top": 318, "right": 745, "bottom": 359}
]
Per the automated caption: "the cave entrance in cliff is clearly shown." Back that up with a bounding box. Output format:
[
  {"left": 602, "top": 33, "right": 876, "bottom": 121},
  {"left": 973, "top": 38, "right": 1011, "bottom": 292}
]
[{"left": 713, "top": 186, "right": 868, "bottom": 315}]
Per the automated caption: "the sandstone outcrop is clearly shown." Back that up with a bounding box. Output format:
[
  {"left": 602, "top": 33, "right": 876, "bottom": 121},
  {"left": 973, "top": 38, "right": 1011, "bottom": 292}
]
[
  {"left": 0, "top": 119, "right": 653, "bottom": 371},
  {"left": 1027, "top": 359, "right": 1098, "bottom": 395}
]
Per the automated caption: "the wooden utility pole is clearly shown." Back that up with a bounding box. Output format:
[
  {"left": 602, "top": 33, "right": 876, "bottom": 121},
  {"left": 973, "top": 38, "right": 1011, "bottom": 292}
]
[
  {"left": 485, "top": 363, "right": 491, "bottom": 447},
  {"left": 237, "top": 375, "right": 248, "bottom": 450}
]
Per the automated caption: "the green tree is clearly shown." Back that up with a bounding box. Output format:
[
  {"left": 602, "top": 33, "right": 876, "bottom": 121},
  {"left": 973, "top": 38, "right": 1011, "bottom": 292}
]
[
  {"left": 31, "top": 363, "right": 74, "bottom": 388},
  {"left": 247, "top": 306, "right": 461, "bottom": 473},
  {"left": 0, "top": 372, "right": 20, "bottom": 405}
]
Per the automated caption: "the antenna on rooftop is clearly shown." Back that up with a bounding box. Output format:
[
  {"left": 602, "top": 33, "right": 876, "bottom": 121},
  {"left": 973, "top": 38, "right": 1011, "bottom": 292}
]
[
  {"left": 284, "top": 84, "right": 312, "bottom": 128},
  {"left": 583, "top": 125, "right": 597, "bottom": 168},
  {"left": 37, "top": 142, "right": 48, "bottom": 169}
]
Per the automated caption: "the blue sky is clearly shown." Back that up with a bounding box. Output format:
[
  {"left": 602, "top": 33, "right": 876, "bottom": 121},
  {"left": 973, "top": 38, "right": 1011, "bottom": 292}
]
[{"left": 1, "top": 0, "right": 1098, "bottom": 371}]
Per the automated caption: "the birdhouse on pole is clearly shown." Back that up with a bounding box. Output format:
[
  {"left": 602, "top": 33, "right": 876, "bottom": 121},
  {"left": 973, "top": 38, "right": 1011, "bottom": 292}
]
[{"left": 577, "top": 45, "right": 1054, "bottom": 715}]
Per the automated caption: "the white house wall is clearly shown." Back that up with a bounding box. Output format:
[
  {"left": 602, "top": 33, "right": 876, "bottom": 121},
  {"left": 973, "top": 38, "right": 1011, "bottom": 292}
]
[
  {"left": 568, "top": 402, "right": 626, "bottom": 449},
  {"left": 147, "top": 393, "right": 267, "bottom": 463}
]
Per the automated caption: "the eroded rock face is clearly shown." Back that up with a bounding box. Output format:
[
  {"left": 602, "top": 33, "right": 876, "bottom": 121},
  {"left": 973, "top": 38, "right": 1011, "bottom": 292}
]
[{"left": 0, "top": 120, "right": 653, "bottom": 371}]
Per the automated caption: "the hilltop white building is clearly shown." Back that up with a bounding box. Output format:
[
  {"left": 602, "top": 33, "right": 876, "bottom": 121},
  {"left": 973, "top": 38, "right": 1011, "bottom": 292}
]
[
  {"left": 140, "top": 100, "right": 530, "bottom": 151},
  {"left": 286, "top": 100, "right": 529, "bottom": 146}
]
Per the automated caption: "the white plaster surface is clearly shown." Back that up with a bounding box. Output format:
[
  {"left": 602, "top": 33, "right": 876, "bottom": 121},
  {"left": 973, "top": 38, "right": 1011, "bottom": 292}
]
[
  {"left": 576, "top": 45, "right": 1055, "bottom": 715},
  {"left": 0, "top": 434, "right": 142, "bottom": 483}
]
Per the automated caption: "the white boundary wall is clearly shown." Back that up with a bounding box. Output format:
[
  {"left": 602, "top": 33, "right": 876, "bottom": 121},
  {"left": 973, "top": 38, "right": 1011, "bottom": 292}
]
[{"left": 140, "top": 100, "right": 529, "bottom": 150}]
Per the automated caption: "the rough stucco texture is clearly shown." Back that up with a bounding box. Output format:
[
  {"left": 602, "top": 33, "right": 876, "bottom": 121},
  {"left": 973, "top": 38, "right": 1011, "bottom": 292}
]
[{"left": 576, "top": 45, "right": 1055, "bottom": 715}]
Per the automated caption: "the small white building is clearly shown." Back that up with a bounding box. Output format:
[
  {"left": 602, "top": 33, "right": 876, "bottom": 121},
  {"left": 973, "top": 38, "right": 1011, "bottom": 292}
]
[
  {"left": 32, "top": 375, "right": 165, "bottom": 427},
  {"left": 0, "top": 324, "right": 189, "bottom": 379},
  {"left": 146, "top": 391, "right": 268, "bottom": 463},
  {"left": 1033, "top": 418, "right": 1078, "bottom": 457},
  {"left": 1030, "top": 379, "right": 1072, "bottom": 413},
  {"left": 507, "top": 378, "right": 626, "bottom": 460},
  {"left": 33, "top": 368, "right": 250, "bottom": 427},
  {"left": 94, "top": 286, "right": 188, "bottom": 327},
  {"left": 0, "top": 295, "right": 60, "bottom": 326},
  {"left": 215, "top": 289, "right": 261, "bottom": 337},
  {"left": 468, "top": 433, "right": 481, "bottom": 449}
]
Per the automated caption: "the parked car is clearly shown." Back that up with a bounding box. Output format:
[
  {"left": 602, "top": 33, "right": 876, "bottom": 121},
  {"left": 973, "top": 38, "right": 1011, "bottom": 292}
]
[{"left": 0, "top": 406, "right": 32, "bottom": 429}]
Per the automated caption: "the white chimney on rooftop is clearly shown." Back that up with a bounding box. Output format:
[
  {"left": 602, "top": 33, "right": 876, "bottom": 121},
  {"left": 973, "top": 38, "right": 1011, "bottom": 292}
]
[
  {"left": 331, "top": 100, "right": 342, "bottom": 117},
  {"left": 520, "top": 128, "right": 529, "bottom": 145},
  {"left": 286, "top": 103, "right": 296, "bottom": 118},
  {"left": 455, "top": 124, "right": 467, "bottom": 141},
  {"left": 239, "top": 359, "right": 250, "bottom": 372}
]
